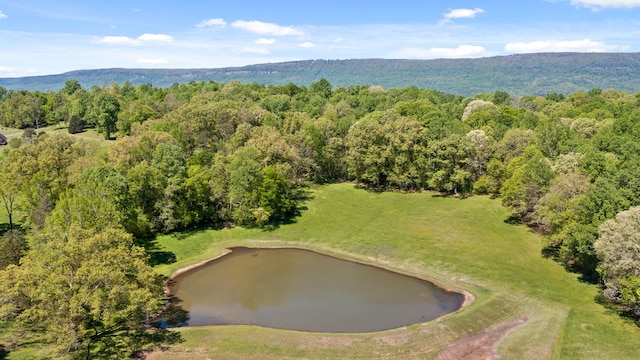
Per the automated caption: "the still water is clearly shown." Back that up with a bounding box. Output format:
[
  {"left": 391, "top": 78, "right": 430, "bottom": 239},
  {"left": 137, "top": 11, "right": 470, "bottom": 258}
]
[{"left": 169, "top": 247, "right": 464, "bottom": 332}]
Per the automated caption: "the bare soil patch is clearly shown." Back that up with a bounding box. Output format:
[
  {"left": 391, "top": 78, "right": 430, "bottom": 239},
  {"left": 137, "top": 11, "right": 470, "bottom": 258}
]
[{"left": 435, "top": 316, "right": 528, "bottom": 360}]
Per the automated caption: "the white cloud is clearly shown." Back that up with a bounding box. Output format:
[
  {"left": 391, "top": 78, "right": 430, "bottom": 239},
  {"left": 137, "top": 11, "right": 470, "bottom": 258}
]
[
  {"left": 255, "top": 38, "right": 276, "bottom": 45},
  {"left": 96, "top": 36, "right": 140, "bottom": 45},
  {"left": 238, "top": 47, "right": 270, "bottom": 54},
  {"left": 231, "top": 20, "right": 303, "bottom": 36},
  {"left": 570, "top": 0, "right": 640, "bottom": 8},
  {"left": 441, "top": 8, "right": 485, "bottom": 23},
  {"left": 0, "top": 66, "right": 15, "bottom": 73},
  {"left": 197, "top": 18, "right": 227, "bottom": 28},
  {"left": 298, "top": 42, "right": 315, "bottom": 48},
  {"left": 137, "top": 33, "right": 174, "bottom": 42},
  {"left": 137, "top": 58, "right": 169, "bottom": 65},
  {"left": 0, "top": 10, "right": 7, "bottom": 19},
  {"left": 0, "top": 66, "right": 36, "bottom": 77},
  {"left": 400, "top": 45, "right": 488, "bottom": 59},
  {"left": 505, "top": 39, "right": 619, "bottom": 53},
  {"left": 95, "top": 33, "right": 173, "bottom": 46}
]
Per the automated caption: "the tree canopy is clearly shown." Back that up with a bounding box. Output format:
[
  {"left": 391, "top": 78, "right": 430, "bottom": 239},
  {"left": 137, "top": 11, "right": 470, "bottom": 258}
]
[{"left": 3, "top": 78, "right": 640, "bottom": 354}]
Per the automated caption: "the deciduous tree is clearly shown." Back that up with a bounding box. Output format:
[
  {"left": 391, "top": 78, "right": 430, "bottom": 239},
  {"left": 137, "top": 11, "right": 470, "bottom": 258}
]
[
  {"left": 0, "top": 224, "right": 175, "bottom": 358},
  {"left": 89, "top": 92, "right": 120, "bottom": 140},
  {"left": 0, "top": 230, "right": 27, "bottom": 269},
  {"left": 595, "top": 206, "right": 640, "bottom": 315}
]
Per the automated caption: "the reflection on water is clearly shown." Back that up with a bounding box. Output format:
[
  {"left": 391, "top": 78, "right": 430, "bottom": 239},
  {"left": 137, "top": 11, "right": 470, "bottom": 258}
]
[{"left": 169, "top": 247, "right": 464, "bottom": 332}]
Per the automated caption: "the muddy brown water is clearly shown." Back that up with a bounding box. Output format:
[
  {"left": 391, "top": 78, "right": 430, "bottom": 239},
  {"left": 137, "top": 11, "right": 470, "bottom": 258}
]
[{"left": 169, "top": 247, "right": 464, "bottom": 332}]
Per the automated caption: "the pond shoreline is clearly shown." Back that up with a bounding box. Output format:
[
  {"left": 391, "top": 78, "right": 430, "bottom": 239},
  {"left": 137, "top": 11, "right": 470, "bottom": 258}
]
[{"left": 164, "top": 244, "right": 475, "bottom": 329}]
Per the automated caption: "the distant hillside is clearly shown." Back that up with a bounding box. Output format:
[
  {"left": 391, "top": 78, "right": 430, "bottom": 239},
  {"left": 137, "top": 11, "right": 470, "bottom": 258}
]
[{"left": 2, "top": 53, "right": 640, "bottom": 96}]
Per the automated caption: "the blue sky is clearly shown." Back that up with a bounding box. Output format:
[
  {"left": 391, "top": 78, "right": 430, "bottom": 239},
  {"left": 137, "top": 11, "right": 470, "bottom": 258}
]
[{"left": 1, "top": 0, "right": 640, "bottom": 77}]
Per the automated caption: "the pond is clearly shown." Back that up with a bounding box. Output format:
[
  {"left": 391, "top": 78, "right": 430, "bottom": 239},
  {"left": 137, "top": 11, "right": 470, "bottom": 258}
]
[{"left": 168, "top": 247, "right": 465, "bottom": 333}]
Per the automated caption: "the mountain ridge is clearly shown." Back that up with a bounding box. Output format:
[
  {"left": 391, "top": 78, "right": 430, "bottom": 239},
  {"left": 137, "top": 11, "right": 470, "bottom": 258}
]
[{"left": 2, "top": 52, "right": 640, "bottom": 96}]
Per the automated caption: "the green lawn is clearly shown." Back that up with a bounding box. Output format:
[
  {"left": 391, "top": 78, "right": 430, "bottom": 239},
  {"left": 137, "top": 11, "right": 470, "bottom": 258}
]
[
  {"left": 149, "top": 183, "right": 640, "bottom": 359},
  {"left": 0, "top": 125, "right": 112, "bottom": 145},
  {"left": 0, "top": 210, "right": 8, "bottom": 225}
]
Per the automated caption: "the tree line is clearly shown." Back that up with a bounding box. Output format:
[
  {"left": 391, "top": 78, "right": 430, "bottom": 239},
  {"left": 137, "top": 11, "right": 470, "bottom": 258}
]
[{"left": 1, "top": 79, "right": 640, "bottom": 357}]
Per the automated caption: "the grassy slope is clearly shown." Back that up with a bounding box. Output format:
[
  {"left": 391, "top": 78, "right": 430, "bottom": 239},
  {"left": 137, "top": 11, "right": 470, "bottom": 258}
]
[{"left": 151, "top": 183, "right": 640, "bottom": 359}]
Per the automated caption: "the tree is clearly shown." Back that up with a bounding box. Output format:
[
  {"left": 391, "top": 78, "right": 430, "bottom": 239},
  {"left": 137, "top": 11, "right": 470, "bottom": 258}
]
[
  {"left": 555, "top": 178, "right": 630, "bottom": 273},
  {"left": 466, "top": 129, "right": 494, "bottom": 181},
  {"left": 345, "top": 111, "right": 388, "bottom": 187},
  {"left": 117, "top": 99, "right": 163, "bottom": 136},
  {"left": 182, "top": 164, "right": 219, "bottom": 226},
  {"left": 310, "top": 78, "right": 332, "bottom": 99},
  {"left": 383, "top": 114, "right": 429, "bottom": 189},
  {"left": 501, "top": 145, "right": 554, "bottom": 220},
  {"left": 68, "top": 114, "right": 84, "bottom": 134},
  {"left": 228, "top": 147, "right": 263, "bottom": 225},
  {"left": 0, "top": 230, "right": 27, "bottom": 269},
  {"left": 533, "top": 172, "right": 589, "bottom": 235},
  {"left": 1, "top": 134, "right": 90, "bottom": 229},
  {"left": 148, "top": 142, "right": 189, "bottom": 232},
  {"left": 62, "top": 79, "right": 82, "bottom": 95},
  {"left": 89, "top": 92, "right": 120, "bottom": 140},
  {"left": 0, "top": 173, "right": 20, "bottom": 231},
  {"left": 1, "top": 90, "right": 42, "bottom": 128},
  {"left": 257, "top": 166, "right": 296, "bottom": 225},
  {"left": 492, "top": 90, "right": 511, "bottom": 105},
  {"left": 72, "top": 165, "right": 143, "bottom": 235},
  {"left": 427, "top": 134, "right": 473, "bottom": 194},
  {"left": 595, "top": 206, "right": 640, "bottom": 315},
  {"left": 125, "top": 161, "right": 167, "bottom": 235},
  {"left": 496, "top": 128, "right": 534, "bottom": 162},
  {"left": 0, "top": 224, "right": 177, "bottom": 358}
]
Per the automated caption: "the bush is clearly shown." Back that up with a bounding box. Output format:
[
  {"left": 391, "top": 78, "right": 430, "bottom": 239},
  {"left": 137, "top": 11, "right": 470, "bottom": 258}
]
[
  {"left": 68, "top": 115, "right": 84, "bottom": 134},
  {"left": 0, "top": 230, "right": 27, "bottom": 269}
]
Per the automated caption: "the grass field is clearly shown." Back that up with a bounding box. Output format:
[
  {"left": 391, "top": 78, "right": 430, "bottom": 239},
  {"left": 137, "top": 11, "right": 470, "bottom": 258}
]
[
  {"left": 148, "top": 183, "right": 640, "bottom": 359},
  {"left": 0, "top": 125, "right": 112, "bottom": 145}
]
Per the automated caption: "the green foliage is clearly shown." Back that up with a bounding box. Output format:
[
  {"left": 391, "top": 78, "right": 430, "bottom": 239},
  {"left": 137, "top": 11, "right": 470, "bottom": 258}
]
[
  {"left": 310, "top": 78, "right": 332, "bottom": 99},
  {"left": 427, "top": 134, "right": 473, "bottom": 194},
  {"left": 228, "top": 147, "right": 264, "bottom": 225},
  {"left": 3, "top": 75, "right": 640, "bottom": 353},
  {"left": 258, "top": 166, "right": 296, "bottom": 224},
  {"left": 67, "top": 114, "right": 84, "bottom": 134},
  {"left": 346, "top": 110, "right": 428, "bottom": 189},
  {"left": 62, "top": 79, "right": 81, "bottom": 95},
  {"left": 89, "top": 92, "right": 120, "bottom": 139},
  {"left": 0, "top": 225, "right": 170, "bottom": 358},
  {"left": 0, "top": 171, "right": 21, "bottom": 231},
  {"left": 501, "top": 145, "right": 554, "bottom": 220},
  {"left": 0, "top": 230, "right": 27, "bottom": 269},
  {"left": 1, "top": 133, "right": 90, "bottom": 229},
  {"left": 595, "top": 206, "right": 640, "bottom": 314},
  {"left": 0, "top": 90, "right": 42, "bottom": 128}
]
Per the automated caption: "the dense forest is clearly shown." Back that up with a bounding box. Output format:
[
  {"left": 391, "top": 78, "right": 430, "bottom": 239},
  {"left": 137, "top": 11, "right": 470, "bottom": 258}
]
[
  {"left": 3, "top": 52, "right": 640, "bottom": 96},
  {"left": 1, "top": 78, "right": 640, "bottom": 357}
]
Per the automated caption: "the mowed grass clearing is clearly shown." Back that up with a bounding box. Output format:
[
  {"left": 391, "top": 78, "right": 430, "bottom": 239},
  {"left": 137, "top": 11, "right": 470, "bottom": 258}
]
[
  {"left": 0, "top": 125, "right": 112, "bottom": 148},
  {"left": 151, "top": 183, "right": 640, "bottom": 359}
]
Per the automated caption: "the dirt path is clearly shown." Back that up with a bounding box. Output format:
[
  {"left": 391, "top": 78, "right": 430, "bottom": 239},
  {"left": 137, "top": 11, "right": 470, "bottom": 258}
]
[{"left": 435, "top": 316, "right": 528, "bottom": 360}]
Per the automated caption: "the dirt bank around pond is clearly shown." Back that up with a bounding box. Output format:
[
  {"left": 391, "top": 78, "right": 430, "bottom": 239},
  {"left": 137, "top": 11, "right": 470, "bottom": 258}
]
[{"left": 435, "top": 316, "right": 529, "bottom": 360}]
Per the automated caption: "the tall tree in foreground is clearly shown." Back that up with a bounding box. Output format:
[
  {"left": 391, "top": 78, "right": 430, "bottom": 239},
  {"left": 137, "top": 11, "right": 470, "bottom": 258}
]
[
  {"left": 0, "top": 189, "right": 180, "bottom": 359},
  {"left": 595, "top": 206, "right": 640, "bottom": 316}
]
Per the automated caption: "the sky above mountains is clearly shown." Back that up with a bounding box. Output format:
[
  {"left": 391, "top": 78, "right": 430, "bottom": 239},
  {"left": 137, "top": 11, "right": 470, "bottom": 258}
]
[{"left": 1, "top": 0, "right": 640, "bottom": 77}]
